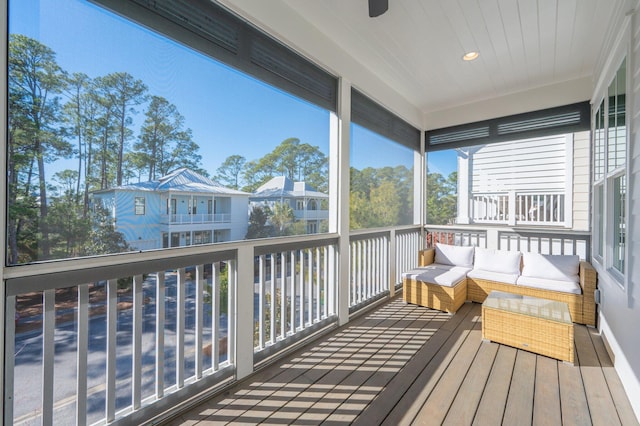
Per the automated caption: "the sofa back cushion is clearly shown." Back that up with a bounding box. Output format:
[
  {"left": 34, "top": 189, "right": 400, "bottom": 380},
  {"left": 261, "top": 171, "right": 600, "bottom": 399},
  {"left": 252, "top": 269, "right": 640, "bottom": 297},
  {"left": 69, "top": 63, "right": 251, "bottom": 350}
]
[
  {"left": 521, "top": 252, "right": 579, "bottom": 283},
  {"left": 434, "top": 243, "right": 475, "bottom": 268},
  {"left": 474, "top": 248, "right": 522, "bottom": 275}
]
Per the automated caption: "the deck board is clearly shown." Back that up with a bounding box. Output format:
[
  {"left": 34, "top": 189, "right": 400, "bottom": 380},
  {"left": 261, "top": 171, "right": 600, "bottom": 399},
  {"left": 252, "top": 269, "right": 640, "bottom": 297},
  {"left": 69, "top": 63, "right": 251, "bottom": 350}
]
[{"left": 167, "top": 297, "right": 638, "bottom": 426}]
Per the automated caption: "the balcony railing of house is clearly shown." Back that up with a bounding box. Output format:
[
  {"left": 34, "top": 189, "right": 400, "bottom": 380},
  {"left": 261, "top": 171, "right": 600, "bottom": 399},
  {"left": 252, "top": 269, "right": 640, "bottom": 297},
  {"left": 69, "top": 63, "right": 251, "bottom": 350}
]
[
  {"left": 348, "top": 226, "right": 422, "bottom": 313},
  {"left": 3, "top": 225, "right": 422, "bottom": 425},
  {"left": 160, "top": 213, "right": 231, "bottom": 224},
  {"left": 469, "top": 191, "right": 566, "bottom": 226},
  {"left": 292, "top": 209, "right": 329, "bottom": 221},
  {"left": 426, "top": 225, "right": 591, "bottom": 261}
]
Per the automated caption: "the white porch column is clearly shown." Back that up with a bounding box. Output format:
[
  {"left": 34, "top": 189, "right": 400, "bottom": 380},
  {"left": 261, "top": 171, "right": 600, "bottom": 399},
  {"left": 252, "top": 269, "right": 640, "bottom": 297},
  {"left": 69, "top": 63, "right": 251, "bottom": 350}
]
[
  {"left": 457, "top": 149, "right": 471, "bottom": 224},
  {"left": 235, "top": 245, "right": 254, "bottom": 379},
  {"left": 330, "top": 77, "right": 351, "bottom": 326}
]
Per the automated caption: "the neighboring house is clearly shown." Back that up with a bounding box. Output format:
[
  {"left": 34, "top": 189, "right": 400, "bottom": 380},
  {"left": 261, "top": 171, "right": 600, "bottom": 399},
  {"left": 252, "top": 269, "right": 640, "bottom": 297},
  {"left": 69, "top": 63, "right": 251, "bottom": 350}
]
[
  {"left": 91, "top": 168, "right": 249, "bottom": 249},
  {"left": 455, "top": 131, "right": 590, "bottom": 230},
  {"left": 250, "top": 176, "right": 329, "bottom": 234}
]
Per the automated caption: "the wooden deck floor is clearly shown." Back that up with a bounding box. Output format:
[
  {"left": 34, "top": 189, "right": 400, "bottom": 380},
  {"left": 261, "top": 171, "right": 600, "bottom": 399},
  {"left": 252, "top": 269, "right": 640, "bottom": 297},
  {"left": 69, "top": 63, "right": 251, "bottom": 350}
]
[{"left": 166, "top": 298, "right": 638, "bottom": 425}]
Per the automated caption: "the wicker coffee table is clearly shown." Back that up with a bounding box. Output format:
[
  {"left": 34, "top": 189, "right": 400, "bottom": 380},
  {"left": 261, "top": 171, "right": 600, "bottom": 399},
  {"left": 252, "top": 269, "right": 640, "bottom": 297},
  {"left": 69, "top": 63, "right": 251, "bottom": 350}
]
[{"left": 482, "top": 291, "right": 574, "bottom": 363}]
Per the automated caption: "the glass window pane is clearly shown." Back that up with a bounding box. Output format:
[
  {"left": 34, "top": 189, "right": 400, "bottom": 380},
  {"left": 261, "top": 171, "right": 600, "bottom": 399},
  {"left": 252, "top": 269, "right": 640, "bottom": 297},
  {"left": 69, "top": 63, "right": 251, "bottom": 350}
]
[
  {"left": 596, "top": 184, "right": 604, "bottom": 258},
  {"left": 8, "top": 0, "right": 331, "bottom": 263},
  {"left": 350, "top": 124, "right": 415, "bottom": 229},
  {"left": 613, "top": 175, "right": 626, "bottom": 272},
  {"left": 426, "top": 150, "right": 458, "bottom": 225},
  {"left": 594, "top": 101, "right": 605, "bottom": 181}
]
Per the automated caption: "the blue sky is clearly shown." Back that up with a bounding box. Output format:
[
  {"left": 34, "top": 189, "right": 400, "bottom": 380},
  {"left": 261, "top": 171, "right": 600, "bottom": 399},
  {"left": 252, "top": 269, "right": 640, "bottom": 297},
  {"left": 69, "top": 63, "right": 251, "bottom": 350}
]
[{"left": 10, "top": 0, "right": 457, "bottom": 179}]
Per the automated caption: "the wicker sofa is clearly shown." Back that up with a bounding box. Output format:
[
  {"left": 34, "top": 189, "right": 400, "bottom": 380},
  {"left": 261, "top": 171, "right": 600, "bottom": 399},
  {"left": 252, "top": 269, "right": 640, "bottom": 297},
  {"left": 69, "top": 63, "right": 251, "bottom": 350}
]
[{"left": 402, "top": 244, "right": 597, "bottom": 326}]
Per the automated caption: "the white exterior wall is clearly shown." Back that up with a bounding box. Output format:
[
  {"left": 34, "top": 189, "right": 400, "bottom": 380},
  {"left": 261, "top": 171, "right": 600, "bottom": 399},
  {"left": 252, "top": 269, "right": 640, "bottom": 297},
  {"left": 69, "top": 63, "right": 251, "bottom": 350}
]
[
  {"left": 591, "top": 0, "right": 640, "bottom": 420},
  {"left": 228, "top": 195, "right": 249, "bottom": 241},
  {"left": 572, "top": 131, "right": 591, "bottom": 231},
  {"left": 115, "top": 191, "right": 161, "bottom": 249},
  {"left": 471, "top": 136, "right": 567, "bottom": 193}
]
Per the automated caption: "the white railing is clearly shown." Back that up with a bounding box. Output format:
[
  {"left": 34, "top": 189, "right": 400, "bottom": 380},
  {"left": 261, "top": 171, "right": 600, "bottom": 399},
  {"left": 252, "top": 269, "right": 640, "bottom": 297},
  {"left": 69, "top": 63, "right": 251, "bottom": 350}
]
[
  {"left": 253, "top": 240, "right": 336, "bottom": 358},
  {"left": 498, "top": 230, "right": 591, "bottom": 261},
  {"left": 5, "top": 251, "right": 236, "bottom": 426},
  {"left": 3, "top": 227, "right": 425, "bottom": 425},
  {"left": 470, "top": 191, "right": 566, "bottom": 226},
  {"left": 292, "top": 209, "right": 329, "bottom": 221},
  {"left": 349, "top": 226, "right": 423, "bottom": 311},
  {"left": 425, "top": 225, "right": 590, "bottom": 261},
  {"left": 160, "top": 213, "right": 231, "bottom": 224}
]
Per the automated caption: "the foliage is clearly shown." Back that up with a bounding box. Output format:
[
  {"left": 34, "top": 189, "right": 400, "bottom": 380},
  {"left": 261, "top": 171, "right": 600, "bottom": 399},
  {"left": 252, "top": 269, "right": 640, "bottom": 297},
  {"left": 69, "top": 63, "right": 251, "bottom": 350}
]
[
  {"left": 246, "top": 205, "right": 271, "bottom": 239},
  {"left": 215, "top": 155, "right": 246, "bottom": 190},
  {"left": 240, "top": 138, "right": 328, "bottom": 192},
  {"left": 426, "top": 171, "right": 457, "bottom": 225},
  {"left": 349, "top": 165, "right": 413, "bottom": 229},
  {"left": 269, "top": 202, "right": 295, "bottom": 236}
]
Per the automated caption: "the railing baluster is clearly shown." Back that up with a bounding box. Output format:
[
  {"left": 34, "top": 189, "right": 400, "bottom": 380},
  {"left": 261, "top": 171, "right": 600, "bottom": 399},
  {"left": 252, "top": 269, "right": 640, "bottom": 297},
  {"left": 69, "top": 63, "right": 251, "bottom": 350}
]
[
  {"left": 323, "top": 246, "right": 329, "bottom": 318},
  {"left": 270, "top": 253, "right": 276, "bottom": 345},
  {"left": 195, "top": 265, "right": 204, "bottom": 378},
  {"left": 227, "top": 259, "right": 236, "bottom": 366},
  {"left": 133, "top": 274, "right": 143, "bottom": 409},
  {"left": 289, "top": 251, "right": 296, "bottom": 334},
  {"left": 156, "top": 272, "right": 165, "bottom": 398},
  {"left": 4, "top": 296, "right": 16, "bottom": 425},
  {"left": 299, "top": 250, "right": 305, "bottom": 327},
  {"left": 307, "top": 249, "right": 312, "bottom": 326},
  {"left": 281, "top": 252, "right": 287, "bottom": 339},
  {"left": 315, "top": 247, "right": 321, "bottom": 322},
  {"left": 176, "top": 268, "right": 186, "bottom": 388},
  {"left": 106, "top": 279, "right": 117, "bottom": 422},
  {"left": 76, "top": 284, "right": 89, "bottom": 424},
  {"left": 258, "top": 255, "right": 265, "bottom": 349},
  {"left": 42, "top": 289, "right": 55, "bottom": 426},
  {"left": 212, "top": 262, "right": 220, "bottom": 371}
]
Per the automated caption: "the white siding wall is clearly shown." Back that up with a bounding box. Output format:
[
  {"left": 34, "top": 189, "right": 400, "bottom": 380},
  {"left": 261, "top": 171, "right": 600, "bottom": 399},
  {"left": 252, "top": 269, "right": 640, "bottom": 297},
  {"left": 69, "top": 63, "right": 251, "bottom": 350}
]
[
  {"left": 471, "top": 135, "right": 567, "bottom": 193},
  {"left": 592, "top": 0, "right": 640, "bottom": 420},
  {"left": 229, "top": 196, "right": 249, "bottom": 241},
  {"left": 572, "top": 131, "right": 591, "bottom": 231}
]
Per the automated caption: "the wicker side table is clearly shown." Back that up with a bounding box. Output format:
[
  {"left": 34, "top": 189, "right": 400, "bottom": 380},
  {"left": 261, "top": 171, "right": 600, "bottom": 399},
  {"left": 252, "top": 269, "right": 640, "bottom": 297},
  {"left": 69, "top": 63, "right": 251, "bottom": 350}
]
[{"left": 482, "top": 291, "right": 574, "bottom": 364}]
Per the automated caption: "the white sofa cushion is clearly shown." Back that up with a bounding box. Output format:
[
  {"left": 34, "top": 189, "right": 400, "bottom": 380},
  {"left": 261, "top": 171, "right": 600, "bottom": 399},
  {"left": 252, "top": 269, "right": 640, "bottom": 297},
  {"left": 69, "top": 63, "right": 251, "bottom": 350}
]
[
  {"left": 434, "top": 243, "right": 475, "bottom": 268},
  {"left": 467, "top": 269, "right": 519, "bottom": 285},
  {"left": 521, "top": 253, "right": 579, "bottom": 283},
  {"left": 473, "top": 248, "right": 522, "bottom": 275},
  {"left": 516, "top": 276, "right": 582, "bottom": 295},
  {"left": 402, "top": 265, "right": 470, "bottom": 287}
]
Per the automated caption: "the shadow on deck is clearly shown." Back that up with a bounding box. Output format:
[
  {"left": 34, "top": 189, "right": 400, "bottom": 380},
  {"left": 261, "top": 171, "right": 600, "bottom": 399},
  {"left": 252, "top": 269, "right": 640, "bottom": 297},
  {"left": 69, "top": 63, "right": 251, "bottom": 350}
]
[{"left": 164, "top": 298, "right": 638, "bottom": 425}]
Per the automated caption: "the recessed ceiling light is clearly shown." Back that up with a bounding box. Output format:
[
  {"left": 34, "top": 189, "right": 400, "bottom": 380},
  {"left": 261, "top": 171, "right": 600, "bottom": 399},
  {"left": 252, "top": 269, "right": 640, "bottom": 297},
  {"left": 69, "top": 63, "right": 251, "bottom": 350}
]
[{"left": 463, "top": 51, "right": 479, "bottom": 61}]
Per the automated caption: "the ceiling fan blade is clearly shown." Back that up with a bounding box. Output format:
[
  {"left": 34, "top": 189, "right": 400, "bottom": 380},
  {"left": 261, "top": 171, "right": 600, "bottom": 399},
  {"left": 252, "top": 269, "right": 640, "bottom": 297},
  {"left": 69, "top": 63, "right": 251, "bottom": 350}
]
[{"left": 369, "top": 0, "right": 388, "bottom": 17}]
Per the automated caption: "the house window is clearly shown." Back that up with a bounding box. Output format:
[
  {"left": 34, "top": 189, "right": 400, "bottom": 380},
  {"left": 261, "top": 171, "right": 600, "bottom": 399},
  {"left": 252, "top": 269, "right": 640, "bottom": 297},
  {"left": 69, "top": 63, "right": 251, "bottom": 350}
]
[
  {"left": 134, "top": 197, "right": 146, "bottom": 215},
  {"left": 296, "top": 200, "right": 305, "bottom": 210},
  {"left": 593, "top": 58, "right": 627, "bottom": 280}
]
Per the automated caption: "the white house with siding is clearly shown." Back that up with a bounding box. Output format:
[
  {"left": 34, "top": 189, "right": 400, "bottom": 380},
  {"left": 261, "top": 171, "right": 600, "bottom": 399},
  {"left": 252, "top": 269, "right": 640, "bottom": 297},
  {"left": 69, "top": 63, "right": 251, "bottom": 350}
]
[
  {"left": 250, "top": 176, "right": 329, "bottom": 234},
  {"left": 456, "top": 131, "right": 590, "bottom": 230},
  {"left": 91, "top": 168, "right": 249, "bottom": 249}
]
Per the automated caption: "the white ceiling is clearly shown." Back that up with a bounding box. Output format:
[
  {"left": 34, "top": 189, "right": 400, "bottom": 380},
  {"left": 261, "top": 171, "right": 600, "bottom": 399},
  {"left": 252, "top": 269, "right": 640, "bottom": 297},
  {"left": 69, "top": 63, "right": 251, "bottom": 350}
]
[{"left": 222, "top": 0, "right": 623, "bottom": 126}]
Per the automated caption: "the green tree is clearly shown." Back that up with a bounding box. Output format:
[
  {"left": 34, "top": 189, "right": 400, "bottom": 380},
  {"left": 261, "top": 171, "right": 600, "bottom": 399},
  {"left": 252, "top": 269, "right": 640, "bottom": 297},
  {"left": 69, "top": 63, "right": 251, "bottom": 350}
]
[
  {"left": 48, "top": 170, "right": 91, "bottom": 258},
  {"left": 246, "top": 205, "right": 271, "bottom": 239},
  {"left": 216, "top": 155, "right": 246, "bottom": 189},
  {"left": 98, "top": 72, "right": 148, "bottom": 186},
  {"left": 426, "top": 171, "right": 457, "bottom": 225},
  {"left": 8, "top": 34, "right": 71, "bottom": 261},
  {"left": 241, "top": 138, "right": 328, "bottom": 192},
  {"left": 82, "top": 205, "right": 130, "bottom": 256},
  {"left": 135, "top": 96, "right": 202, "bottom": 180},
  {"left": 270, "top": 202, "right": 294, "bottom": 236}
]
